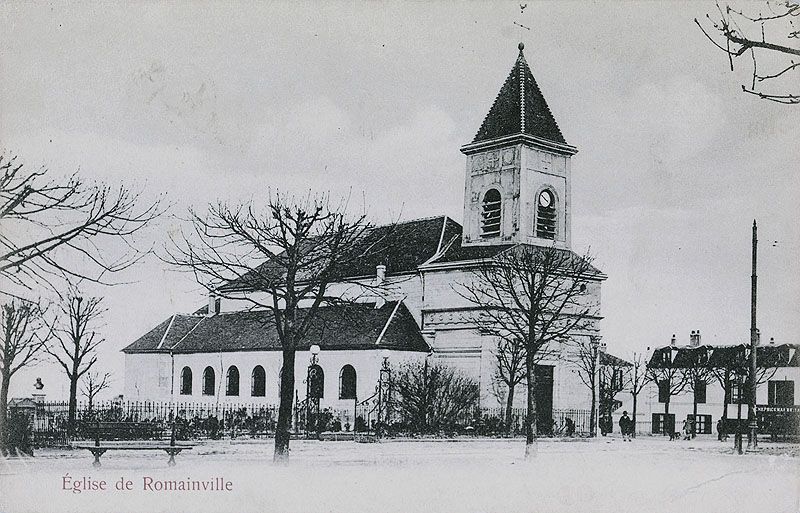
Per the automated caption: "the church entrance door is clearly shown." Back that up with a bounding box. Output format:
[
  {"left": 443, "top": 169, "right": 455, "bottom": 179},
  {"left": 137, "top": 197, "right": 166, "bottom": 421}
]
[{"left": 534, "top": 365, "right": 554, "bottom": 435}]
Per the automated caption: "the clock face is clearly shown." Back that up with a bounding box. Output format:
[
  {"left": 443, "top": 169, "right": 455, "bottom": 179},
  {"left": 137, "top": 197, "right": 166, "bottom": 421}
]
[{"left": 538, "top": 190, "right": 553, "bottom": 208}]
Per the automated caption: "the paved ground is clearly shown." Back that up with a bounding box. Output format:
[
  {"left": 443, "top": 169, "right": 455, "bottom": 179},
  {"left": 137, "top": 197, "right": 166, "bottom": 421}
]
[{"left": 0, "top": 435, "right": 797, "bottom": 513}]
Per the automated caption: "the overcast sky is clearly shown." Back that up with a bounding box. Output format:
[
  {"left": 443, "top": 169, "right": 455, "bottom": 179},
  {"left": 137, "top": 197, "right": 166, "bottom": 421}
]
[{"left": 2, "top": 1, "right": 798, "bottom": 400}]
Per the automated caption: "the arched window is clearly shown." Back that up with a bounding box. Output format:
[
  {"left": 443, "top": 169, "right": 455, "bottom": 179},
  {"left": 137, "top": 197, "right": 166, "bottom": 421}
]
[
  {"left": 481, "top": 189, "right": 502, "bottom": 238},
  {"left": 308, "top": 364, "right": 324, "bottom": 399},
  {"left": 339, "top": 365, "right": 357, "bottom": 399},
  {"left": 202, "top": 367, "right": 215, "bottom": 396},
  {"left": 180, "top": 367, "right": 192, "bottom": 395},
  {"left": 536, "top": 189, "right": 556, "bottom": 239},
  {"left": 251, "top": 365, "right": 266, "bottom": 397},
  {"left": 226, "top": 366, "right": 240, "bottom": 396}
]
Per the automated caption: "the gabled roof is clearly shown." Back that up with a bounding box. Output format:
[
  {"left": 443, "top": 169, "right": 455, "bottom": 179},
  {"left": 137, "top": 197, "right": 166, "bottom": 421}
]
[
  {"left": 472, "top": 43, "right": 567, "bottom": 145},
  {"left": 220, "top": 216, "right": 456, "bottom": 293},
  {"left": 600, "top": 351, "right": 632, "bottom": 367},
  {"left": 122, "top": 301, "right": 429, "bottom": 354}
]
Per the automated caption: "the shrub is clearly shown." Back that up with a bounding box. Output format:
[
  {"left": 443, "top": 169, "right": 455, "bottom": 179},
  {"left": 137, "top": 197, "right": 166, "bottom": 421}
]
[{"left": 393, "top": 360, "right": 480, "bottom": 434}]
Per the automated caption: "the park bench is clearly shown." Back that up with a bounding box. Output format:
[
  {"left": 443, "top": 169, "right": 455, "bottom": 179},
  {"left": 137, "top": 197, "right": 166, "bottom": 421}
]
[{"left": 73, "top": 421, "right": 195, "bottom": 467}]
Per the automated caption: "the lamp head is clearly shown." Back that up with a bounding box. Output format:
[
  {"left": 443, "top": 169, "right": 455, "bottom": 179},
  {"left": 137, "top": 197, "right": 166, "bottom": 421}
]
[
  {"left": 310, "top": 344, "right": 321, "bottom": 356},
  {"left": 381, "top": 349, "right": 390, "bottom": 360}
]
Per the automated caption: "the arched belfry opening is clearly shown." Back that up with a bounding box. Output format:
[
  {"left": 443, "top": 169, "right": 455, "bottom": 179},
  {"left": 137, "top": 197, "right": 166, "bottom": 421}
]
[{"left": 481, "top": 189, "right": 502, "bottom": 238}]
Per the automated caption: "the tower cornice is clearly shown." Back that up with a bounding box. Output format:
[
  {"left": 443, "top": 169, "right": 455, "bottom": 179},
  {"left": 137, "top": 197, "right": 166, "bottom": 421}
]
[{"left": 460, "top": 133, "right": 578, "bottom": 156}]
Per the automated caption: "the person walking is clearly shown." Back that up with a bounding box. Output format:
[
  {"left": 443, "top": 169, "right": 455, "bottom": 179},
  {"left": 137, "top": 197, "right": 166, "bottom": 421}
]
[{"left": 619, "top": 411, "right": 632, "bottom": 441}]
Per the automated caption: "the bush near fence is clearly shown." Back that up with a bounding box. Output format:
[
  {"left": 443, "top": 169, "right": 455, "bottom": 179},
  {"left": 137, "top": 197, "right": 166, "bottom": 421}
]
[{"left": 29, "top": 401, "right": 593, "bottom": 446}]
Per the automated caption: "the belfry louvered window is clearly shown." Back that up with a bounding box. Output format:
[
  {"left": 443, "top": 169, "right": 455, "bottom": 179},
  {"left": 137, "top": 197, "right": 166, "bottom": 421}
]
[
  {"left": 536, "top": 189, "right": 556, "bottom": 239},
  {"left": 481, "top": 189, "right": 502, "bottom": 238}
]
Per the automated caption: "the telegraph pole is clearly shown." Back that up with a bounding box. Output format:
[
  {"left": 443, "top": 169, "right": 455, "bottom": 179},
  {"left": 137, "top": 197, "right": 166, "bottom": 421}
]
[{"left": 748, "top": 220, "right": 758, "bottom": 450}]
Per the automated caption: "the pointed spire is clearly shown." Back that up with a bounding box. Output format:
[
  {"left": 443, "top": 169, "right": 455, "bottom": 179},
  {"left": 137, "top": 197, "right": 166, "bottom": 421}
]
[{"left": 471, "top": 43, "right": 567, "bottom": 145}]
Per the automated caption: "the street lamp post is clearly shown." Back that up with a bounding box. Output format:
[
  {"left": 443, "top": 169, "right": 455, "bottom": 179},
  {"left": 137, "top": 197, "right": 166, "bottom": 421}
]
[
  {"left": 591, "top": 337, "right": 600, "bottom": 437},
  {"left": 306, "top": 344, "right": 321, "bottom": 439},
  {"left": 377, "top": 349, "right": 391, "bottom": 438}
]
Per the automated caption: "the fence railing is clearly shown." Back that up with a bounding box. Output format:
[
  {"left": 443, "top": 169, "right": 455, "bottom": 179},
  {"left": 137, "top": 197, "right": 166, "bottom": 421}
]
[{"left": 26, "top": 400, "right": 593, "bottom": 446}]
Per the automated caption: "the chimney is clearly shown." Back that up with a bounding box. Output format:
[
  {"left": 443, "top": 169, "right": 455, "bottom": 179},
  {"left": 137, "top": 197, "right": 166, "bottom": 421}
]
[
  {"left": 208, "top": 292, "right": 220, "bottom": 316},
  {"left": 599, "top": 343, "right": 607, "bottom": 354},
  {"left": 670, "top": 334, "right": 676, "bottom": 346},
  {"left": 689, "top": 330, "right": 701, "bottom": 347},
  {"left": 769, "top": 337, "right": 775, "bottom": 345},
  {"left": 376, "top": 264, "right": 386, "bottom": 286}
]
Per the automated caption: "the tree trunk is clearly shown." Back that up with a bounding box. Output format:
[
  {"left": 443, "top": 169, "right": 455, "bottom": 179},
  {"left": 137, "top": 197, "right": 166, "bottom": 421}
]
[
  {"left": 0, "top": 372, "right": 10, "bottom": 453},
  {"left": 692, "top": 396, "right": 698, "bottom": 438},
  {"left": 631, "top": 392, "right": 638, "bottom": 438},
  {"left": 504, "top": 383, "right": 515, "bottom": 436},
  {"left": 722, "top": 383, "right": 729, "bottom": 420},
  {"left": 67, "top": 375, "right": 78, "bottom": 439},
  {"left": 524, "top": 357, "right": 537, "bottom": 459},
  {"left": 590, "top": 382, "right": 597, "bottom": 437},
  {"left": 274, "top": 348, "right": 296, "bottom": 463}
]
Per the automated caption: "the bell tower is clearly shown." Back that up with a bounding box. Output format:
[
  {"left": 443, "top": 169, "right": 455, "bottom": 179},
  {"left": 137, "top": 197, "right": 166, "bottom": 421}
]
[{"left": 461, "top": 43, "right": 578, "bottom": 249}]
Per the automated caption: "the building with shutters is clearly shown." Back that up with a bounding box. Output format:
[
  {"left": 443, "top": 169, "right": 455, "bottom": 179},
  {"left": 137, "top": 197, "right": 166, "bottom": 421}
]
[{"left": 619, "top": 332, "right": 800, "bottom": 436}]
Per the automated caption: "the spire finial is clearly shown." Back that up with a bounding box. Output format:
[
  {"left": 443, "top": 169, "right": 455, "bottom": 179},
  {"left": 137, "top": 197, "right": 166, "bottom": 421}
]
[{"left": 518, "top": 42, "right": 525, "bottom": 52}]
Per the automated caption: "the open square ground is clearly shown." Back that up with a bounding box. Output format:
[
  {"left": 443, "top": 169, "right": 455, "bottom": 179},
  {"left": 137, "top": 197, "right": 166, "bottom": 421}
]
[{"left": 1, "top": 436, "right": 797, "bottom": 513}]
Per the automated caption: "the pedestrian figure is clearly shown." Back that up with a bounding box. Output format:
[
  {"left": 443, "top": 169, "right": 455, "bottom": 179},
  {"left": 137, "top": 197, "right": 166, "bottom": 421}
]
[
  {"left": 619, "top": 411, "right": 632, "bottom": 441},
  {"left": 565, "top": 417, "right": 575, "bottom": 437},
  {"left": 682, "top": 418, "right": 691, "bottom": 440},
  {"left": 717, "top": 418, "right": 728, "bottom": 441}
]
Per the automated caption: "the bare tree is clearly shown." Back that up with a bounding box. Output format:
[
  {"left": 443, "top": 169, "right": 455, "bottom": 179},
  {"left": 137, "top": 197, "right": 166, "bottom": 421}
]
[
  {"left": 165, "top": 193, "right": 385, "bottom": 462},
  {"left": 80, "top": 370, "right": 112, "bottom": 415},
  {"left": 683, "top": 347, "right": 716, "bottom": 437},
  {"left": 696, "top": 1, "right": 800, "bottom": 104},
  {"left": 711, "top": 365, "right": 737, "bottom": 424},
  {"left": 646, "top": 347, "right": 688, "bottom": 418},
  {"left": 489, "top": 335, "right": 527, "bottom": 434},
  {"left": 0, "top": 301, "right": 49, "bottom": 452},
  {"left": 706, "top": 344, "right": 778, "bottom": 429},
  {"left": 629, "top": 352, "right": 649, "bottom": 438},
  {"left": 393, "top": 360, "right": 480, "bottom": 434},
  {"left": 44, "top": 288, "right": 106, "bottom": 438},
  {"left": 458, "top": 245, "right": 601, "bottom": 458},
  {"left": 598, "top": 351, "right": 631, "bottom": 435},
  {"left": 569, "top": 336, "right": 600, "bottom": 436},
  {"left": 0, "top": 154, "right": 164, "bottom": 295}
]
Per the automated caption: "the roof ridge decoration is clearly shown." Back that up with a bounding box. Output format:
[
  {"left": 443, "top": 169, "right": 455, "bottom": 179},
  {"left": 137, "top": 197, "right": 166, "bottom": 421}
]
[
  {"left": 170, "top": 314, "right": 207, "bottom": 352},
  {"left": 374, "top": 297, "right": 405, "bottom": 346},
  {"left": 471, "top": 43, "right": 567, "bottom": 145},
  {"left": 156, "top": 314, "right": 177, "bottom": 350}
]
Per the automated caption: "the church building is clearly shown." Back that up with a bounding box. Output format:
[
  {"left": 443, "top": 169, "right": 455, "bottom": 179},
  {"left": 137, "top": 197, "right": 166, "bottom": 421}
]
[{"left": 123, "top": 44, "right": 609, "bottom": 427}]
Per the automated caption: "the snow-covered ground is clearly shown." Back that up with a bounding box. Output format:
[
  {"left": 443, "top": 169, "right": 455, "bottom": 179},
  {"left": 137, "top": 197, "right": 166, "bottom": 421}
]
[{"left": 0, "top": 435, "right": 797, "bottom": 513}]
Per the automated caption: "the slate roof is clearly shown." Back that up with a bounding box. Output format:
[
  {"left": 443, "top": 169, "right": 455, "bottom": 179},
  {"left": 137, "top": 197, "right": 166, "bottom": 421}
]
[
  {"left": 219, "top": 215, "right": 604, "bottom": 293},
  {"left": 600, "top": 351, "right": 632, "bottom": 367},
  {"left": 220, "top": 216, "right": 455, "bottom": 292},
  {"left": 122, "top": 301, "right": 429, "bottom": 354},
  {"left": 472, "top": 44, "right": 567, "bottom": 145},
  {"left": 648, "top": 343, "right": 799, "bottom": 369}
]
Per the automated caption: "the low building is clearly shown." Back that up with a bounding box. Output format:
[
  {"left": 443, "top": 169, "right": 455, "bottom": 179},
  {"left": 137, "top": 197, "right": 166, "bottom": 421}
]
[{"left": 623, "top": 332, "right": 799, "bottom": 436}]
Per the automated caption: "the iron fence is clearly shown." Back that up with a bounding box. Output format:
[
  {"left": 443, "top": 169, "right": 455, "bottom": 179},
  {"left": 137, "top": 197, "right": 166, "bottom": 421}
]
[{"left": 27, "top": 400, "right": 593, "bottom": 446}]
